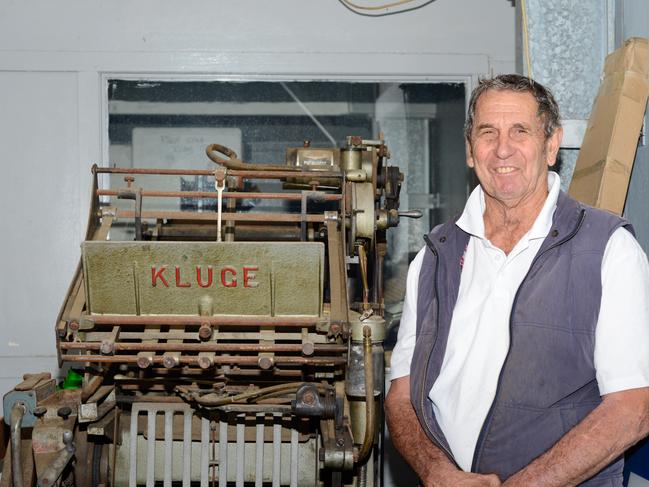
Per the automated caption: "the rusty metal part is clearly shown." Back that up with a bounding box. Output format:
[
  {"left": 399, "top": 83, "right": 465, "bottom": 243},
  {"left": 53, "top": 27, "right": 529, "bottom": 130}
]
[
  {"left": 162, "top": 354, "right": 180, "bottom": 369},
  {"left": 320, "top": 418, "right": 355, "bottom": 471},
  {"left": 83, "top": 315, "right": 323, "bottom": 327},
  {"left": 197, "top": 355, "right": 213, "bottom": 369},
  {"left": 36, "top": 430, "right": 75, "bottom": 487},
  {"left": 207, "top": 143, "right": 302, "bottom": 172},
  {"left": 257, "top": 356, "right": 274, "bottom": 370},
  {"left": 292, "top": 384, "right": 337, "bottom": 419},
  {"left": 156, "top": 222, "right": 305, "bottom": 242},
  {"left": 354, "top": 326, "right": 376, "bottom": 465},
  {"left": 357, "top": 244, "right": 372, "bottom": 316},
  {"left": 81, "top": 374, "right": 104, "bottom": 402},
  {"left": 97, "top": 188, "right": 341, "bottom": 201},
  {"left": 325, "top": 213, "right": 349, "bottom": 326},
  {"left": 60, "top": 355, "right": 346, "bottom": 366},
  {"left": 94, "top": 166, "right": 343, "bottom": 180},
  {"left": 61, "top": 342, "right": 346, "bottom": 353},
  {"left": 301, "top": 342, "right": 315, "bottom": 356},
  {"left": 112, "top": 209, "right": 326, "bottom": 223},
  {"left": 176, "top": 382, "right": 331, "bottom": 407},
  {"left": 136, "top": 355, "right": 153, "bottom": 369},
  {"left": 15, "top": 373, "right": 52, "bottom": 391},
  {"left": 116, "top": 183, "right": 143, "bottom": 240},
  {"left": 198, "top": 323, "right": 213, "bottom": 340}
]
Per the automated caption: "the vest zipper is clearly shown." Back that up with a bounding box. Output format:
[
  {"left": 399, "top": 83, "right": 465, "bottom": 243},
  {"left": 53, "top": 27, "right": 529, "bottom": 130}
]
[
  {"left": 470, "top": 209, "right": 586, "bottom": 472},
  {"left": 421, "top": 234, "right": 457, "bottom": 464}
]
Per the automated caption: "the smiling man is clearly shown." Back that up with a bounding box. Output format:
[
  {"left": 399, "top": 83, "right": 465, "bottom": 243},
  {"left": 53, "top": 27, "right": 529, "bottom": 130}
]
[{"left": 386, "top": 74, "right": 649, "bottom": 486}]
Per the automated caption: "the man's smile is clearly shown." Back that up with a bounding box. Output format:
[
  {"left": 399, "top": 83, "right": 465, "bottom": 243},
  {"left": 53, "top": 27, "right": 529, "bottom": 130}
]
[{"left": 494, "top": 166, "right": 517, "bottom": 174}]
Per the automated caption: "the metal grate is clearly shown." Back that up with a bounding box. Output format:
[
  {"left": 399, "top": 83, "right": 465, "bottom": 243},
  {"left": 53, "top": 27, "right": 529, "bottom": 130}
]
[{"left": 127, "top": 403, "right": 304, "bottom": 486}]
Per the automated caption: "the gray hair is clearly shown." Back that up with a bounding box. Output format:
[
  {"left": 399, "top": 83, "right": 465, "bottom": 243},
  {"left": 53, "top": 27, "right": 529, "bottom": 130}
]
[{"left": 464, "top": 74, "right": 561, "bottom": 141}]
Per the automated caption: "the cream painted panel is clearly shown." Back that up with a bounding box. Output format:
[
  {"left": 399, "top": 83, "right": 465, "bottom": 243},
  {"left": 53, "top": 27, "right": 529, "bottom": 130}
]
[
  {"left": 0, "top": 72, "right": 80, "bottom": 364},
  {"left": 0, "top": 0, "right": 514, "bottom": 69}
]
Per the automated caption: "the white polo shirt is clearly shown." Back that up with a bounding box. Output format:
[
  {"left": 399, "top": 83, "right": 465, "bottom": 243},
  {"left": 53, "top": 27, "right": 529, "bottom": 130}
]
[{"left": 390, "top": 172, "right": 649, "bottom": 471}]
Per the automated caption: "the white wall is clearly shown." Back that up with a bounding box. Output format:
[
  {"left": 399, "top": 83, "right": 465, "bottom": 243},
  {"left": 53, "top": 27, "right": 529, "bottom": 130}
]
[{"left": 0, "top": 0, "right": 514, "bottom": 394}]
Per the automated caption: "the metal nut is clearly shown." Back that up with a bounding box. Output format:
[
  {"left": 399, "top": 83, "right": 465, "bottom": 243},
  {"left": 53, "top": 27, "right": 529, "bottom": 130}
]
[
  {"left": 257, "top": 356, "right": 274, "bottom": 370},
  {"left": 57, "top": 406, "right": 72, "bottom": 420}
]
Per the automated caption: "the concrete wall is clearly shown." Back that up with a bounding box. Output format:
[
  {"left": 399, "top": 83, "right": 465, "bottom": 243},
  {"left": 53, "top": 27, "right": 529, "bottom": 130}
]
[{"left": 0, "top": 0, "right": 515, "bottom": 394}]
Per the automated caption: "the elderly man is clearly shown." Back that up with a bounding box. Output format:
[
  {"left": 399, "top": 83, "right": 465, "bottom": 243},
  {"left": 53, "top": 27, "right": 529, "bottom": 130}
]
[{"left": 386, "top": 74, "right": 649, "bottom": 486}]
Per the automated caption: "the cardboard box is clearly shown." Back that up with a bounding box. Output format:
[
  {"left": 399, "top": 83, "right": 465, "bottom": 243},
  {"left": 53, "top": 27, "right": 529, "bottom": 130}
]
[{"left": 568, "top": 37, "right": 649, "bottom": 215}]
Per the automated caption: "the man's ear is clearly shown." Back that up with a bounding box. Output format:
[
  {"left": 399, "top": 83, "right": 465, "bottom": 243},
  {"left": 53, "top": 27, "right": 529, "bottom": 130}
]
[
  {"left": 546, "top": 127, "right": 563, "bottom": 167},
  {"left": 466, "top": 139, "right": 475, "bottom": 168}
]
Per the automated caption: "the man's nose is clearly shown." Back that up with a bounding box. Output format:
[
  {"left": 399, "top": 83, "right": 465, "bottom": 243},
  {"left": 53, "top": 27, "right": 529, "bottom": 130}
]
[{"left": 495, "top": 132, "right": 515, "bottom": 159}]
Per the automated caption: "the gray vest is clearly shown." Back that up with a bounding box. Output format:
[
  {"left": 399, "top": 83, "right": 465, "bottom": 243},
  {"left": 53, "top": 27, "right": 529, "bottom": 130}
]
[{"left": 410, "top": 191, "right": 632, "bottom": 485}]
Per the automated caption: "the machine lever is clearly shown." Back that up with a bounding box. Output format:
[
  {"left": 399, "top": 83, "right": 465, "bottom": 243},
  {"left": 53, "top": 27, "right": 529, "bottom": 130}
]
[
  {"left": 214, "top": 168, "right": 227, "bottom": 242},
  {"left": 398, "top": 209, "right": 423, "bottom": 219},
  {"left": 37, "top": 430, "right": 75, "bottom": 487}
]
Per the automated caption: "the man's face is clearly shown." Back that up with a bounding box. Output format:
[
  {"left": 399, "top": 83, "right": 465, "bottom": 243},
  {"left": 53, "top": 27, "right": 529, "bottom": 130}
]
[{"left": 466, "top": 89, "right": 562, "bottom": 208}]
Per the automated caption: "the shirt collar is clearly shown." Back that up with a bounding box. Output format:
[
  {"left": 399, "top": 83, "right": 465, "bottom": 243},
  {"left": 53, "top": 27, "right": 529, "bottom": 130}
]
[{"left": 456, "top": 171, "right": 561, "bottom": 241}]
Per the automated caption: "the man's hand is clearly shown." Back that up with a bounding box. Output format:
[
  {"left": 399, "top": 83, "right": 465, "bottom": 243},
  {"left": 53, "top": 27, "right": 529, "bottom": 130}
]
[
  {"left": 501, "top": 387, "right": 649, "bottom": 486},
  {"left": 441, "top": 472, "right": 501, "bottom": 487},
  {"left": 386, "top": 376, "right": 502, "bottom": 487}
]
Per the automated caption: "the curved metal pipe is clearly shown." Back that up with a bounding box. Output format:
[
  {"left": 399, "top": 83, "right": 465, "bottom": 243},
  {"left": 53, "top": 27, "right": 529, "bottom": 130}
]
[
  {"left": 176, "top": 382, "right": 331, "bottom": 407},
  {"left": 206, "top": 144, "right": 300, "bottom": 172},
  {"left": 11, "top": 402, "right": 27, "bottom": 487},
  {"left": 355, "top": 326, "right": 376, "bottom": 465}
]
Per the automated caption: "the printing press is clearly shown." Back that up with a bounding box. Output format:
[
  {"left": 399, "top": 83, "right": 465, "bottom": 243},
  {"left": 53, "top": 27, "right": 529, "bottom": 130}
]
[{"left": 2, "top": 136, "right": 417, "bottom": 486}]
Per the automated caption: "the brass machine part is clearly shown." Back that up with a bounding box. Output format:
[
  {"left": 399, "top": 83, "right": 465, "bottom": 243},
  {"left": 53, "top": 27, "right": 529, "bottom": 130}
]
[
  {"left": 354, "top": 325, "right": 376, "bottom": 465},
  {"left": 206, "top": 143, "right": 300, "bottom": 172}
]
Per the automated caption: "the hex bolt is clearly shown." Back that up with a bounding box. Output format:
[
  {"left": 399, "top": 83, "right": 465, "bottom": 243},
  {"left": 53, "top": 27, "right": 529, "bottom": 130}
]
[
  {"left": 257, "top": 356, "right": 274, "bottom": 370},
  {"left": 100, "top": 340, "right": 115, "bottom": 355},
  {"left": 302, "top": 391, "right": 316, "bottom": 405},
  {"left": 301, "top": 342, "right": 315, "bottom": 356},
  {"left": 198, "top": 323, "right": 213, "bottom": 340},
  {"left": 336, "top": 438, "right": 345, "bottom": 447},
  {"left": 57, "top": 406, "right": 72, "bottom": 420},
  {"left": 163, "top": 355, "right": 179, "bottom": 369},
  {"left": 136, "top": 356, "right": 152, "bottom": 369},
  {"left": 197, "top": 356, "right": 213, "bottom": 370}
]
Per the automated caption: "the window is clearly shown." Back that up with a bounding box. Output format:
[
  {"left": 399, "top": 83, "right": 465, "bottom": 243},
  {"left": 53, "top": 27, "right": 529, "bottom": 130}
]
[{"left": 107, "top": 79, "right": 467, "bottom": 325}]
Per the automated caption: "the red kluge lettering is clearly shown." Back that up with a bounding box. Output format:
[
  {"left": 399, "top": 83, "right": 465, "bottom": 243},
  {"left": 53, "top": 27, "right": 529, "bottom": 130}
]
[
  {"left": 221, "top": 266, "right": 237, "bottom": 288},
  {"left": 243, "top": 266, "right": 259, "bottom": 288},
  {"left": 175, "top": 266, "right": 190, "bottom": 288},
  {"left": 151, "top": 266, "right": 169, "bottom": 287},
  {"left": 196, "top": 266, "right": 213, "bottom": 288}
]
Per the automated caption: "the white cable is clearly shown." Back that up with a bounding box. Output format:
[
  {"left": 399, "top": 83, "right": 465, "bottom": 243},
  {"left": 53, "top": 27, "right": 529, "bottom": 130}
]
[
  {"left": 340, "top": 0, "right": 418, "bottom": 11},
  {"left": 280, "top": 82, "right": 337, "bottom": 147},
  {"left": 521, "top": 0, "right": 534, "bottom": 78},
  {"left": 339, "top": 0, "right": 436, "bottom": 16}
]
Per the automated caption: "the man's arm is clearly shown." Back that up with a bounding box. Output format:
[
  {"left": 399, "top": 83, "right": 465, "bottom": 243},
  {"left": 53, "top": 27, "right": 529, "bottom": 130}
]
[
  {"left": 503, "top": 387, "right": 649, "bottom": 486},
  {"left": 385, "top": 376, "right": 501, "bottom": 487}
]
